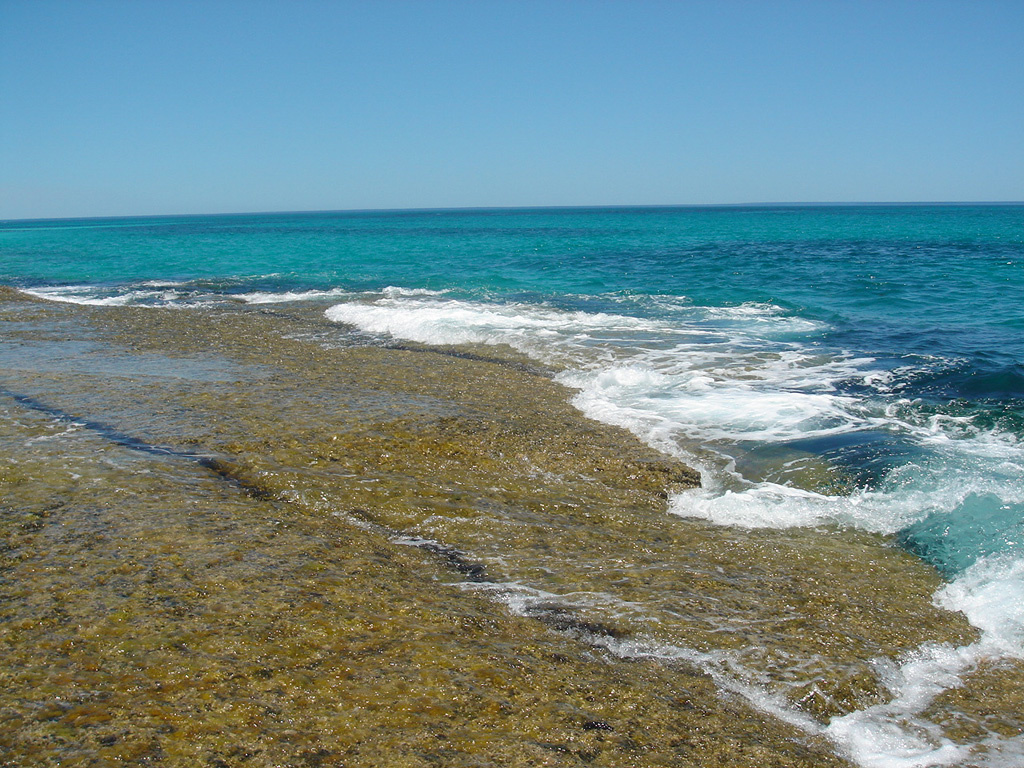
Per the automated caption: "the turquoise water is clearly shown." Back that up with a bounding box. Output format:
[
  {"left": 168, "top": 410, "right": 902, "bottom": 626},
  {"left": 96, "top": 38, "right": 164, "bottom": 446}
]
[{"left": 3, "top": 205, "right": 1024, "bottom": 764}]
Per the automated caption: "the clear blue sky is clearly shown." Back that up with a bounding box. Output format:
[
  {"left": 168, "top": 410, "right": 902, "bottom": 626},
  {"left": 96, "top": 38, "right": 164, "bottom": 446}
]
[{"left": 2, "top": 0, "right": 1022, "bottom": 219}]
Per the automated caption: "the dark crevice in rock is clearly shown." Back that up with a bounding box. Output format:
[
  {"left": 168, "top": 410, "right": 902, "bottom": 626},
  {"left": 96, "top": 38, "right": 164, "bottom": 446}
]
[{"left": 1, "top": 388, "right": 217, "bottom": 465}]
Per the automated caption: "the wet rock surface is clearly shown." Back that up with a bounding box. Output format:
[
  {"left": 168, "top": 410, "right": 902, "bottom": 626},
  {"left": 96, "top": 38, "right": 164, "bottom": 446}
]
[{"left": 0, "top": 290, "right": 992, "bottom": 766}]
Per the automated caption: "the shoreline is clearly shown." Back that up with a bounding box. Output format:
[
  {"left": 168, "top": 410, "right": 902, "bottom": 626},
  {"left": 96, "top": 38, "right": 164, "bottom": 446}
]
[{"left": 0, "top": 287, "right": 994, "bottom": 766}]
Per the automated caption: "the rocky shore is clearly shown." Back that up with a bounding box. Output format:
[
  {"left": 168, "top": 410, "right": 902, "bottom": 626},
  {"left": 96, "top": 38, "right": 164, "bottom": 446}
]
[{"left": 0, "top": 288, "right": 985, "bottom": 767}]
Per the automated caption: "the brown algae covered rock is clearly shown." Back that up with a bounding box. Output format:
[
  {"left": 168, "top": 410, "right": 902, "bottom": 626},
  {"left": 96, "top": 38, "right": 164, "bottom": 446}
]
[
  {"left": 0, "top": 291, "right": 996, "bottom": 765},
  {"left": 1, "top": 365, "right": 839, "bottom": 767}
]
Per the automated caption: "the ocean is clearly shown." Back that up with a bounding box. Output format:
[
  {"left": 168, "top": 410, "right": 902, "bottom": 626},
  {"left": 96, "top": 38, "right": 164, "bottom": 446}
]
[{"left": 1, "top": 205, "right": 1022, "bottom": 766}]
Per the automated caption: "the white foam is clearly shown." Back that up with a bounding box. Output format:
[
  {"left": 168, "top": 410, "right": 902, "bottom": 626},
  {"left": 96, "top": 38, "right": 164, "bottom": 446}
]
[
  {"left": 672, "top": 484, "right": 856, "bottom": 529},
  {"left": 380, "top": 285, "right": 449, "bottom": 298},
  {"left": 824, "top": 632, "right": 1024, "bottom": 767},
  {"left": 699, "top": 301, "right": 829, "bottom": 336},
  {"left": 825, "top": 644, "right": 976, "bottom": 768},
  {"left": 560, "top": 363, "right": 865, "bottom": 444},
  {"left": 140, "top": 280, "right": 188, "bottom": 288},
  {"left": 936, "top": 554, "right": 1024, "bottom": 659},
  {"left": 20, "top": 285, "right": 198, "bottom": 307},
  {"left": 819, "top": 554, "right": 1024, "bottom": 767},
  {"left": 20, "top": 286, "right": 129, "bottom": 305},
  {"left": 970, "top": 734, "right": 1024, "bottom": 768},
  {"left": 238, "top": 287, "right": 354, "bottom": 304},
  {"left": 670, "top": 458, "right": 1024, "bottom": 553},
  {"left": 325, "top": 296, "right": 660, "bottom": 365}
]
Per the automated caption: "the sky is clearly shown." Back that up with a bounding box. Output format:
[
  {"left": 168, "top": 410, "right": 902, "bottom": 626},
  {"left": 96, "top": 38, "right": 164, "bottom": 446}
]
[{"left": 2, "top": 0, "right": 1022, "bottom": 219}]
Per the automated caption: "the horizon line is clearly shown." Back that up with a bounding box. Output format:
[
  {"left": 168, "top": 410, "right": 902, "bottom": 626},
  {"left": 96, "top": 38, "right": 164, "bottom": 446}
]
[{"left": 3, "top": 200, "right": 1024, "bottom": 225}]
